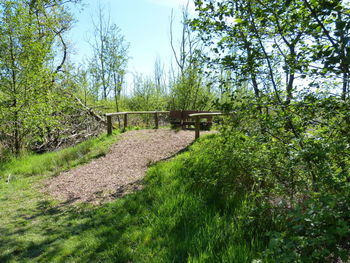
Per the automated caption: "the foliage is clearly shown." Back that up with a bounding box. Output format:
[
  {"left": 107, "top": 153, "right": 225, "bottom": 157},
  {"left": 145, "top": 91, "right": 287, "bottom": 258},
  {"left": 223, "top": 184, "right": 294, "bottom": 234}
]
[
  {"left": 190, "top": 2, "right": 350, "bottom": 261},
  {"left": 169, "top": 65, "right": 215, "bottom": 111},
  {"left": 0, "top": 0, "right": 77, "bottom": 155},
  {"left": 265, "top": 186, "right": 350, "bottom": 263},
  {"left": 191, "top": 0, "right": 350, "bottom": 101},
  {"left": 127, "top": 74, "right": 168, "bottom": 111},
  {"left": 213, "top": 91, "right": 350, "bottom": 262}
]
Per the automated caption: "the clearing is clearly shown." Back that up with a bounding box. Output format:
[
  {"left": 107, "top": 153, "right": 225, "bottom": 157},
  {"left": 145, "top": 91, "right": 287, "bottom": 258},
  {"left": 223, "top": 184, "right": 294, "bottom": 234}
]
[{"left": 46, "top": 129, "right": 199, "bottom": 204}]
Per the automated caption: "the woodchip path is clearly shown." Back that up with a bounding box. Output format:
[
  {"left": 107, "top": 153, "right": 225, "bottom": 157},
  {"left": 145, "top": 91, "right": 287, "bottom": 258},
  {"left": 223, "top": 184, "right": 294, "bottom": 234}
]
[{"left": 46, "top": 129, "right": 201, "bottom": 204}]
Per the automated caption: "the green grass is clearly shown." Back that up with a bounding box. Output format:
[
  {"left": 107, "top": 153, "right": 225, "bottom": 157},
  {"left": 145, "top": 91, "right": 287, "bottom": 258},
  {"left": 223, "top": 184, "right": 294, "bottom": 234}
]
[
  {"left": 0, "top": 133, "right": 268, "bottom": 263},
  {"left": 0, "top": 131, "right": 119, "bottom": 180}
]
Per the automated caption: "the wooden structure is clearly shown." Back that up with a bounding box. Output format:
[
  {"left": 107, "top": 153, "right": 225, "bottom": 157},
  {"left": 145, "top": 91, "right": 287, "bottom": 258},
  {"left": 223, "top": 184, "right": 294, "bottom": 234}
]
[
  {"left": 189, "top": 112, "right": 228, "bottom": 139},
  {"left": 106, "top": 111, "right": 169, "bottom": 135},
  {"left": 169, "top": 110, "right": 213, "bottom": 130},
  {"left": 106, "top": 110, "right": 232, "bottom": 139}
]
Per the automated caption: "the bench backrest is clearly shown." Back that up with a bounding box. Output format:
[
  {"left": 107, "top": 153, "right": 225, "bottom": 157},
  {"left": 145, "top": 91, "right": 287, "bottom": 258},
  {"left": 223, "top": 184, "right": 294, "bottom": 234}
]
[
  {"left": 169, "top": 110, "right": 183, "bottom": 120},
  {"left": 169, "top": 110, "right": 213, "bottom": 122}
]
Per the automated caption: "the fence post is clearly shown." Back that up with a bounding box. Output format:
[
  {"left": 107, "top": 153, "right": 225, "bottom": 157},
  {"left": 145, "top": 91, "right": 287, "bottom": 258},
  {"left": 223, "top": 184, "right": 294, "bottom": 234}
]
[
  {"left": 123, "top": 113, "right": 128, "bottom": 131},
  {"left": 195, "top": 116, "right": 200, "bottom": 139},
  {"left": 107, "top": 115, "right": 113, "bottom": 136},
  {"left": 154, "top": 112, "right": 159, "bottom": 129}
]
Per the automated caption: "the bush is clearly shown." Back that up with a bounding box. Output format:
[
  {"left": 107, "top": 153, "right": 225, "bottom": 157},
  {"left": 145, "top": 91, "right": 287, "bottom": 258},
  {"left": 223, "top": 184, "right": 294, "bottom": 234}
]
[{"left": 264, "top": 184, "right": 350, "bottom": 263}]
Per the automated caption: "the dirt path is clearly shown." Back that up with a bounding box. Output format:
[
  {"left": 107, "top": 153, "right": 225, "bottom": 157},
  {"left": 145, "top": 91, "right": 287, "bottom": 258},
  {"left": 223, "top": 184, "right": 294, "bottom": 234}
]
[{"left": 47, "top": 129, "right": 200, "bottom": 204}]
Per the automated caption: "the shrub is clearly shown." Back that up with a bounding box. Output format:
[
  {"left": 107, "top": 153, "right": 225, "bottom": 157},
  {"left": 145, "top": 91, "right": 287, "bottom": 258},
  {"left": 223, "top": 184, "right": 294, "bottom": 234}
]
[{"left": 264, "top": 184, "right": 350, "bottom": 263}]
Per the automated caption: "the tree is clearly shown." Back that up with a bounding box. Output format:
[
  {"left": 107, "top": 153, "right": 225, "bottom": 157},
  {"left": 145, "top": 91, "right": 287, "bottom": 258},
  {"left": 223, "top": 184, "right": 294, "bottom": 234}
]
[
  {"left": 154, "top": 56, "right": 166, "bottom": 94},
  {"left": 192, "top": 0, "right": 350, "bottom": 102},
  {"left": 169, "top": 2, "right": 213, "bottom": 110},
  {"left": 88, "top": 3, "right": 129, "bottom": 110},
  {"left": 302, "top": 0, "right": 350, "bottom": 100},
  {"left": 190, "top": 0, "right": 350, "bottom": 190},
  {"left": 128, "top": 73, "right": 167, "bottom": 112},
  {"left": 0, "top": 0, "right": 75, "bottom": 155}
]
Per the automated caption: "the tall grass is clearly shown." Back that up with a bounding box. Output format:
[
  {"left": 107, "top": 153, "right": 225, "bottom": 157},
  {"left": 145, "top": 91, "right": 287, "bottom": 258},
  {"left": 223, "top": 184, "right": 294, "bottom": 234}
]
[
  {"left": 0, "top": 131, "right": 119, "bottom": 180},
  {"left": 0, "top": 132, "right": 270, "bottom": 262}
]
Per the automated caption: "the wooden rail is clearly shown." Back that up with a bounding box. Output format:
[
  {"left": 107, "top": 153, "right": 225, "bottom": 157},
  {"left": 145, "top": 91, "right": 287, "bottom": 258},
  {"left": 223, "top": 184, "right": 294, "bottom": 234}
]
[
  {"left": 106, "top": 111, "right": 170, "bottom": 135},
  {"left": 189, "top": 112, "right": 230, "bottom": 139}
]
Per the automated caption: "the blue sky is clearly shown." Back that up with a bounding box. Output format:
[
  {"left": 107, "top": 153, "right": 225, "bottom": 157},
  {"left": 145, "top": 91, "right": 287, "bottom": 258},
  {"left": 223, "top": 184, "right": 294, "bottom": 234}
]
[{"left": 68, "top": 0, "right": 195, "bottom": 89}]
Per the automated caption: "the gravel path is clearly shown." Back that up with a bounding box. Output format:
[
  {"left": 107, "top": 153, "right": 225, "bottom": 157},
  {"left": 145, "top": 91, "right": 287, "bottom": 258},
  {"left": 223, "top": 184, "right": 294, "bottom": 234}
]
[{"left": 47, "top": 129, "right": 199, "bottom": 204}]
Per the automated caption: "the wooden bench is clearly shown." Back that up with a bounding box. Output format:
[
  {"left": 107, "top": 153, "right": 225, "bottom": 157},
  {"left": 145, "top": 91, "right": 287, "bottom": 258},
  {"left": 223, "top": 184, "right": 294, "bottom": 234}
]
[{"left": 169, "top": 110, "right": 212, "bottom": 130}]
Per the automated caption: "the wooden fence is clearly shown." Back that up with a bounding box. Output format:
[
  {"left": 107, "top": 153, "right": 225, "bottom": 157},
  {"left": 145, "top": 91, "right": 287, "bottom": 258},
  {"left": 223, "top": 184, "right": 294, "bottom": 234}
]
[
  {"left": 106, "top": 111, "right": 170, "bottom": 135},
  {"left": 106, "top": 111, "right": 231, "bottom": 139}
]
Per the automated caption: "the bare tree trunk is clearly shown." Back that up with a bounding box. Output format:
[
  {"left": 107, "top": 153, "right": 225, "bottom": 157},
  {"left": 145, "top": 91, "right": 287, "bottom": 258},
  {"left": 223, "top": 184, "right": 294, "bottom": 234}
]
[
  {"left": 9, "top": 32, "right": 21, "bottom": 155},
  {"left": 113, "top": 73, "right": 122, "bottom": 127}
]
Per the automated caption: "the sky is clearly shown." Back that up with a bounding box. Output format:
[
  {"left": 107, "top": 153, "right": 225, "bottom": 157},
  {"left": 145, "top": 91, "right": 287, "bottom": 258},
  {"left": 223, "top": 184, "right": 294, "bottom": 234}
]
[{"left": 68, "top": 0, "right": 196, "bottom": 91}]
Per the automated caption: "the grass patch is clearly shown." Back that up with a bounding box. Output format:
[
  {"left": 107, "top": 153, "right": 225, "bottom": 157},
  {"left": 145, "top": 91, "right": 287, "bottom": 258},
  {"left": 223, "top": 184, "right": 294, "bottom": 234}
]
[
  {"left": 0, "top": 131, "right": 119, "bottom": 180},
  {"left": 0, "top": 133, "right": 268, "bottom": 263}
]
